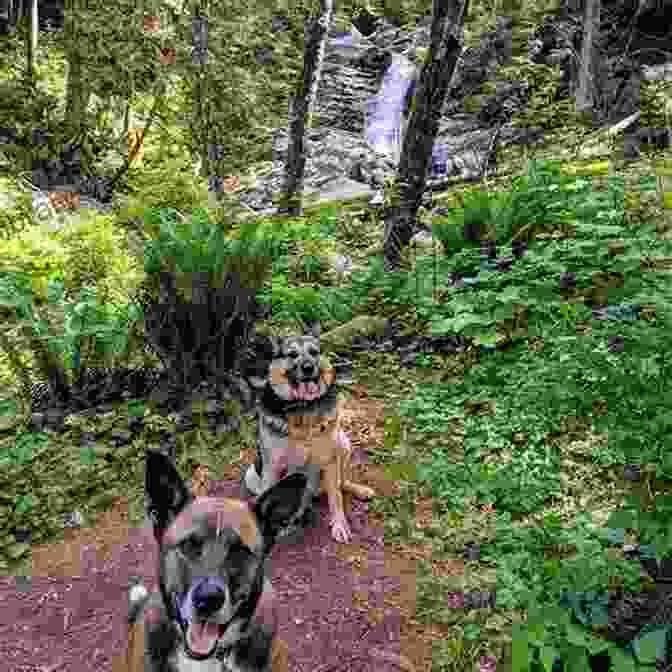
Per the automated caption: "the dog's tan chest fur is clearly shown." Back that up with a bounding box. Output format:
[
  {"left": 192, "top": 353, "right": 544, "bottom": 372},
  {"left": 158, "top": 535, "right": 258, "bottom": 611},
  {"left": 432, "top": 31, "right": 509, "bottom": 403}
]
[{"left": 286, "top": 408, "right": 343, "bottom": 470}]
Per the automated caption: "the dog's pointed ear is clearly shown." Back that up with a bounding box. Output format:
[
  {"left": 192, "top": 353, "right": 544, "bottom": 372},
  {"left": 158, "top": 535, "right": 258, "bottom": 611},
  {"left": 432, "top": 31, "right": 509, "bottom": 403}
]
[
  {"left": 252, "top": 473, "right": 308, "bottom": 552},
  {"left": 319, "top": 353, "right": 336, "bottom": 387},
  {"left": 269, "top": 336, "right": 283, "bottom": 359},
  {"left": 305, "top": 321, "right": 320, "bottom": 339},
  {"left": 145, "top": 449, "right": 192, "bottom": 542}
]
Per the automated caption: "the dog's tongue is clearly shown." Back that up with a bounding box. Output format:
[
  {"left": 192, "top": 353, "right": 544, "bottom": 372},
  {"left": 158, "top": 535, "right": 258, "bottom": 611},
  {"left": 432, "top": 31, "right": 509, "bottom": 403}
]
[
  {"left": 291, "top": 382, "right": 319, "bottom": 400},
  {"left": 188, "top": 622, "right": 219, "bottom": 654}
]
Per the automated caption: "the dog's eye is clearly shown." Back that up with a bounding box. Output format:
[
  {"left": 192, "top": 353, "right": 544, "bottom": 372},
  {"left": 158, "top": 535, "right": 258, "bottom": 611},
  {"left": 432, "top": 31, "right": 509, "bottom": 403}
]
[
  {"left": 226, "top": 545, "right": 257, "bottom": 599},
  {"left": 180, "top": 537, "right": 204, "bottom": 556},
  {"left": 288, "top": 352, "right": 298, "bottom": 359},
  {"left": 309, "top": 347, "right": 319, "bottom": 357}
]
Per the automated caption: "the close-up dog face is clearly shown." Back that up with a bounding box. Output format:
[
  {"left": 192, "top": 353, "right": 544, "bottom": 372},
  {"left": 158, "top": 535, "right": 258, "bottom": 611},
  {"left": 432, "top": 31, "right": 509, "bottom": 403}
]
[
  {"left": 144, "top": 449, "right": 308, "bottom": 663},
  {"left": 159, "top": 501, "right": 266, "bottom": 658},
  {"left": 268, "top": 334, "right": 335, "bottom": 403}
]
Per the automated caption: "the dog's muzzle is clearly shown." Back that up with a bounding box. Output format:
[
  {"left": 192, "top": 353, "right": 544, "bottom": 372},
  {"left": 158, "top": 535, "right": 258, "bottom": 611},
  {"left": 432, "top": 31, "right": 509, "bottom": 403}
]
[
  {"left": 175, "top": 577, "right": 231, "bottom": 659},
  {"left": 300, "top": 361, "right": 316, "bottom": 378}
]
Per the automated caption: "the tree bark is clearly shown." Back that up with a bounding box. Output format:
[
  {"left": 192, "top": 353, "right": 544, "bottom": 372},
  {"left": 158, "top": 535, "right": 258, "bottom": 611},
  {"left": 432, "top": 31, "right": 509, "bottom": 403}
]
[
  {"left": 574, "top": 0, "right": 600, "bottom": 118},
  {"left": 64, "top": 0, "right": 92, "bottom": 139},
  {"left": 21, "top": 0, "right": 33, "bottom": 85},
  {"left": 277, "top": 0, "right": 333, "bottom": 217},
  {"left": 382, "top": 0, "right": 470, "bottom": 272},
  {"left": 190, "top": 8, "right": 211, "bottom": 185},
  {"left": 29, "top": 0, "right": 37, "bottom": 60}
]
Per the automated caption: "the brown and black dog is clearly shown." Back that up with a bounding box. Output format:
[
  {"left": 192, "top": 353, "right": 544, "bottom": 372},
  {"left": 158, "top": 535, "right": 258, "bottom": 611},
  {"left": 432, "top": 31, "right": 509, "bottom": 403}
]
[
  {"left": 243, "top": 324, "right": 375, "bottom": 543},
  {"left": 123, "top": 449, "right": 308, "bottom": 672}
]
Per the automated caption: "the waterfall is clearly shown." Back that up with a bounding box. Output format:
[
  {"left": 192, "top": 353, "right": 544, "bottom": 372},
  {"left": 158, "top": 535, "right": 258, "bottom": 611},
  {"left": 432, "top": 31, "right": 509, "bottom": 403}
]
[{"left": 366, "top": 52, "right": 417, "bottom": 165}]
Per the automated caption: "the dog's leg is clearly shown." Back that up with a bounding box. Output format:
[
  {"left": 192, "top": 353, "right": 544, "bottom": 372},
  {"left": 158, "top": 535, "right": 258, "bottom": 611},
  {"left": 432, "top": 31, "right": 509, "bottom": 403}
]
[
  {"left": 287, "top": 462, "right": 321, "bottom": 528},
  {"left": 113, "top": 613, "right": 145, "bottom": 672},
  {"left": 127, "top": 619, "right": 145, "bottom": 672},
  {"left": 324, "top": 454, "right": 352, "bottom": 543},
  {"left": 338, "top": 429, "right": 376, "bottom": 500},
  {"left": 255, "top": 439, "right": 299, "bottom": 506},
  {"left": 246, "top": 417, "right": 276, "bottom": 497},
  {"left": 342, "top": 480, "right": 376, "bottom": 499},
  {"left": 271, "top": 637, "right": 290, "bottom": 672}
]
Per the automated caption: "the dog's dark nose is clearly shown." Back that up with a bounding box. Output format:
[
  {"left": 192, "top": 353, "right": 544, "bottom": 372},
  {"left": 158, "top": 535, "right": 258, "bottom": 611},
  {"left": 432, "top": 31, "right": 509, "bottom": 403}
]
[
  {"left": 301, "top": 362, "right": 315, "bottom": 376},
  {"left": 193, "top": 578, "right": 226, "bottom": 615}
]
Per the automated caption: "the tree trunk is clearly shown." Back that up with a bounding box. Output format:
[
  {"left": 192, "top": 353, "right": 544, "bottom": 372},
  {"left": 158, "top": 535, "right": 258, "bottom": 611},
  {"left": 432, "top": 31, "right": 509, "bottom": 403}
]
[
  {"left": 574, "top": 0, "right": 600, "bottom": 118},
  {"left": 382, "top": 0, "right": 470, "bottom": 272},
  {"left": 64, "top": 0, "right": 92, "bottom": 139},
  {"left": 186, "top": 6, "right": 211, "bottom": 187},
  {"left": 277, "top": 0, "right": 333, "bottom": 217},
  {"left": 21, "top": 0, "right": 33, "bottom": 85},
  {"left": 29, "top": 0, "right": 37, "bottom": 59}
]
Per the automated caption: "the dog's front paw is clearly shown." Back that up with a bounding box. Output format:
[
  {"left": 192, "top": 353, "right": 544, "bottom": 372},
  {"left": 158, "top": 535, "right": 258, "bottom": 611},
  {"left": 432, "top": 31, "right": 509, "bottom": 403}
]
[{"left": 330, "top": 512, "right": 352, "bottom": 543}]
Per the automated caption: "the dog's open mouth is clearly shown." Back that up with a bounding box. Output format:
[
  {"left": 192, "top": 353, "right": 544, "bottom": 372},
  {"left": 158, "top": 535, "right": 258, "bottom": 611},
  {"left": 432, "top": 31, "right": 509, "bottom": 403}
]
[
  {"left": 288, "top": 380, "right": 321, "bottom": 401},
  {"left": 186, "top": 621, "right": 226, "bottom": 656}
]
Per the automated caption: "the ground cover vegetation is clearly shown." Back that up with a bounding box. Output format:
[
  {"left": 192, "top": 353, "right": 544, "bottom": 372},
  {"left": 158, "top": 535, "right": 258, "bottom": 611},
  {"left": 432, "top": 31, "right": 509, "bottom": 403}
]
[{"left": 0, "top": 0, "right": 671, "bottom": 670}]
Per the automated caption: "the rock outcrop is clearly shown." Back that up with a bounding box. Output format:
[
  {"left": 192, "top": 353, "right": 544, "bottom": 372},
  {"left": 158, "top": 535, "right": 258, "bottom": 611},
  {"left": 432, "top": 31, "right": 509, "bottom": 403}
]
[
  {"left": 527, "top": 0, "right": 672, "bottom": 145},
  {"left": 238, "top": 2, "right": 672, "bottom": 218},
  {"left": 237, "top": 15, "right": 517, "bottom": 216}
]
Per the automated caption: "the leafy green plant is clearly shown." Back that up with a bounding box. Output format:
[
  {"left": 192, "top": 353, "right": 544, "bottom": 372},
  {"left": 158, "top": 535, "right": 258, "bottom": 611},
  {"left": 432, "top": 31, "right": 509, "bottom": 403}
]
[
  {"left": 0, "top": 185, "right": 33, "bottom": 240},
  {"left": 263, "top": 283, "right": 324, "bottom": 324},
  {"left": 550, "top": 302, "right": 579, "bottom": 331},
  {"left": 141, "top": 207, "right": 279, "bottom": 297},
  {"left": 0, "top": 271, "right": 142, "bottom": 405},
  {"left": 497, "top": 160, "right": 584, "bottom": 240},
  {"left": 509, "top": 598, "right": 626, "bottom": 672},
  {"left": 120, "top": 155, "right": 211, "bottom": 224},
  {"left": 607, "top": 493, "right": 672, "bottom": 565},
  {"left": 427, "top": 157, "right": 618, "bottom": 270},
  {"left": 431, "top": 212, "right": 471, "bottom": 255},
  {"left": 130, "top": 207, "right": 284, "bottom": 393},
  {"left": 431, "top": 190, "right": 496, "bottom": 255},
  {"left": 316, "top": 204, "right": 340, "bottom": 238},
  {"left": 46, "top": 282, "right": 143, "bottom": 371}
]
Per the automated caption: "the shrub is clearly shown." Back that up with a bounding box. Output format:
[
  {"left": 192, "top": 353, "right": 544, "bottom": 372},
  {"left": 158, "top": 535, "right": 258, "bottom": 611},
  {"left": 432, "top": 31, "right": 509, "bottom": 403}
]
[{"left": 51, "top": 213, "right": 145, "bottom": 306}]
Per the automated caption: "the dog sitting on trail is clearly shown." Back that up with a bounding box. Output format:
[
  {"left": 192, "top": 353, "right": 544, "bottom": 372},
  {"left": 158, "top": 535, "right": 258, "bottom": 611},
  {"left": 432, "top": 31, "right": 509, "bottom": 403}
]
[
  {"left": 123, "top": 449, "right": 308, "bottom": 672},
  {"left": 242, "top": 324, "right": 375, "bottom": 543}
]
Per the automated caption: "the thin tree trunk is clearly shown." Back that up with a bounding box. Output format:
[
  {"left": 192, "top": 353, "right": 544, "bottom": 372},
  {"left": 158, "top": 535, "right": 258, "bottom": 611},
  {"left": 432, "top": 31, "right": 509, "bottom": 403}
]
[
  {"left": 383, "top": 0, "right": 469, "bottom": 272},
  {"left": 277, "top": 0, "right": 333, "bottom": 217},
  {"left": 29, "top": 0, "right": 37, "bottom": 59},
  {"left": 64, "top": 0, "right": 91, "bottom": 139},
  {"left": 186, "top": 6, "right": 211, "bottom": 184},
  {"left": 575, "top": 0, "right": 600, "bottom": 117},
  {"left": 22, "top": 0, "right": 33, "bottom": 85}
]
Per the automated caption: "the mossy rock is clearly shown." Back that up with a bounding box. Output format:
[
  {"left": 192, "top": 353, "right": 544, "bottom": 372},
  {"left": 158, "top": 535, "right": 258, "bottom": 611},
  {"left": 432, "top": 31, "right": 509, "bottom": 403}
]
[
  {"left": 287, "top": 237, "right": 340, "bottom": 284},
  {"left": 320, "top": 315, "right": 390, "bottom": 352}
]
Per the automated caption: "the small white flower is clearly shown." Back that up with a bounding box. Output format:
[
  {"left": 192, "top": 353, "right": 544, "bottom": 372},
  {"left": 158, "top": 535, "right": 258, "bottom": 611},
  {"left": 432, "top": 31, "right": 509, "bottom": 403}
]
[
  {"left": 332, "top": 254, "right": 352, "bottom": 275},
  {"left": 369, "top": 190, "right": 385, "bottom": 208},
  {"left": 63, "top": 510, "right": 84, "bottom": 528}
]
